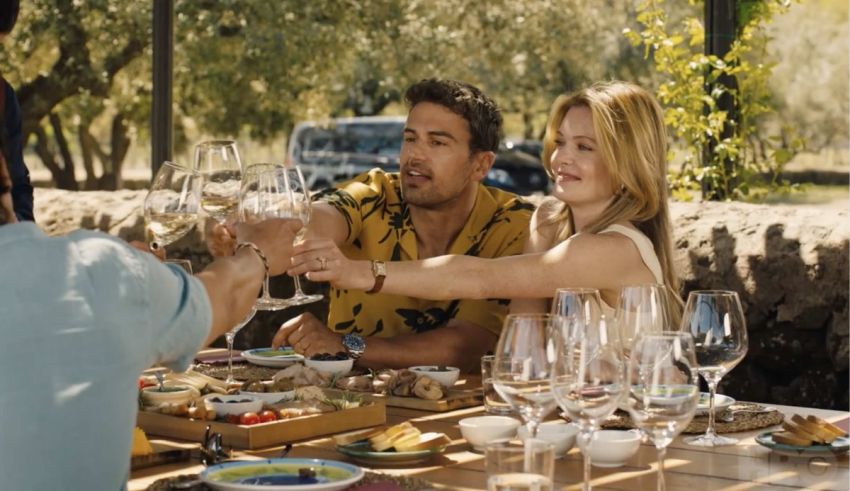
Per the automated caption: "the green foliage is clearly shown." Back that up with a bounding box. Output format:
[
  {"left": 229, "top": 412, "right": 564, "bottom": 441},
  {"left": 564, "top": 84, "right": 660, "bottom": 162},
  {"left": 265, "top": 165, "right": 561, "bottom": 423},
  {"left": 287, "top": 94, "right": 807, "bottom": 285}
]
[{"left": 624, "top": 0, "right": 804, "bottom": 201}]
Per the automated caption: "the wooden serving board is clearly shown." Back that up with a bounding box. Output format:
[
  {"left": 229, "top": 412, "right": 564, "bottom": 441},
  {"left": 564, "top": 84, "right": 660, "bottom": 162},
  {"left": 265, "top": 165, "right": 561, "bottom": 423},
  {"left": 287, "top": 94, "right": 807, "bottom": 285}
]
[
  {"left": 137, "top": 400, "right": 386, "bottom": 450},
  {"left": 372, "top": 388, "right": 482, "bottom": 412},
  {"left": 130, "top": 441, "right": 196, "bottom": 471}
]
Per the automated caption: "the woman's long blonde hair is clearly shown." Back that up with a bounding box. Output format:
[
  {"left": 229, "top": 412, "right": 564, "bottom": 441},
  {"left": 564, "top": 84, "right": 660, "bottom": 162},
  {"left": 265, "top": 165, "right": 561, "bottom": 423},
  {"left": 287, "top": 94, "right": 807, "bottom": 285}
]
[{"left": 541, "top": 81, "right": 683, "bottom": 323}]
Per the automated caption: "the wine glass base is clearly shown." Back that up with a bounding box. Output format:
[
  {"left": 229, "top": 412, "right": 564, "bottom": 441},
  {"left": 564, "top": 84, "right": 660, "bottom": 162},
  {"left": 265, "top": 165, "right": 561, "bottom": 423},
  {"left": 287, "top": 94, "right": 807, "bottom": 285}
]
[
  {"left": 255, "top": 297, "right": 294, "bottom": 311},
  {"left": 684, "top": 433, "right": 738, "bottom": 447},
  {"left": 284, "top": 293, "right": 323, "bottom": 306}
]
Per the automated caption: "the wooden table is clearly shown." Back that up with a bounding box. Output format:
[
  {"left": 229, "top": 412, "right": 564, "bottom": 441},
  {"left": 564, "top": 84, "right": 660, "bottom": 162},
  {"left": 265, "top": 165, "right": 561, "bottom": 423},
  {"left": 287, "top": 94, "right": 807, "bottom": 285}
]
[{"left": 129, "top": 402, "right": 849, "bottom": 490}]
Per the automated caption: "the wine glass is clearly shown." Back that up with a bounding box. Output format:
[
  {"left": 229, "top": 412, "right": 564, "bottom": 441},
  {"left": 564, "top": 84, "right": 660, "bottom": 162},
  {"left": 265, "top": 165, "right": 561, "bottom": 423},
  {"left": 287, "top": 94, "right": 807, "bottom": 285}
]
[
  {"left": 491, "top": 314, "right": 561, "bottom": 439},
  {"left": 195, "top": 140, "right": 243, "bottom": 224},
  {"left": 143, "top": 161, "right": 200, "bottom": 252},
  {"left": 625, "top": 332, "right": 699, "bottom": 491},
  {"left": 615, "top": 284, "right": 671, "bottom": 360},
  {"left": 682, "top": 290, "right": 748, "bottom": 447},
  {"left": 551, "top": 313, "right": 623, "bottom": 491},
  {"left": 223, "top": 307, "right": 257, "bottom": 385},
  {"left": 239, "top": 163, "right": 295, "bottom": 311},
  {"left": 278, "top": 165, "right": 322, "bottom": 306}
]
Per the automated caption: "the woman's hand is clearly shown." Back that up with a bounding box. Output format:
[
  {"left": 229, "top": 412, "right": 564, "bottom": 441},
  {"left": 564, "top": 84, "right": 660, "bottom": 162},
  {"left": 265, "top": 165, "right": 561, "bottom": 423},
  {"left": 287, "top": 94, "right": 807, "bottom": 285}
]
[
  {"left": 205, "top": 218, "right": 237, "bottom": 257},
  {"left": 288, "top": 239, "right": 373, "bottom": 291}
]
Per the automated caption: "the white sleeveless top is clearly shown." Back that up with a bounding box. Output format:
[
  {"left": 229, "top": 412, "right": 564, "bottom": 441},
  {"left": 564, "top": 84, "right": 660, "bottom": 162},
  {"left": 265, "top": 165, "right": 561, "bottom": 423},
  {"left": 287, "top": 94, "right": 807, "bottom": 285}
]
[{"left": 597, "top": 224, "right": 664, "bottom": 319}]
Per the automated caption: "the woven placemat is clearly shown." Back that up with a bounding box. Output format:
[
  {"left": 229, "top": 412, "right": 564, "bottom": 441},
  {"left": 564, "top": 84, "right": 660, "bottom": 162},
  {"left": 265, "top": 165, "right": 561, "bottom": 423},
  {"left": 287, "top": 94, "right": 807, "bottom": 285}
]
[
  {"left": 145, "top": 471, "right": 434, "bottom": 491},
  {"left": 193, "top": 362, "right": 280, "bottom": 382},
  {"left": 563, "top": 403, "right": 784, "bottom": 434}
]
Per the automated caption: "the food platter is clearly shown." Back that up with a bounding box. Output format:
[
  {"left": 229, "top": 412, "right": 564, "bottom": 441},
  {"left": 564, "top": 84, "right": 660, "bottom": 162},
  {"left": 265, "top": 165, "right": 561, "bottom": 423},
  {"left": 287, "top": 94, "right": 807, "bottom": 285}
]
[
  {"left": 755, "top": 431, "right": 850, "bottom": 457},
  {"left": 335, "top": 441, "right": 446, "bottom": 466},
  {"left": 242, "top": 348, "right": 305, "bottom": 368},
  {"left": 200, "top": 458, "right": 364, "bottom": 490},
  {"left": 696, "top": 393, "right": 736, "bottom": 416}
]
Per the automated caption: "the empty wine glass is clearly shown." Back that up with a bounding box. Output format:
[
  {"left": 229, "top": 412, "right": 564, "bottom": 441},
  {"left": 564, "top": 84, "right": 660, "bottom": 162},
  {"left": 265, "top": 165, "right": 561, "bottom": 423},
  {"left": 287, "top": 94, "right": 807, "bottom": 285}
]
[
  {"left": 239, "top": 163, "right": 295, "bottom": 311},
  {"left": 491, "top": 314, "right": 561, "bottom": 440},
  {"left": 195, "top": 140, "right": 243, "bottom": 224},
  {"left": 551, "top": 313, "right": 624, "bottom": 491},
  {"left": 143, "top": 161, "right": 200, "bottom": 252},
  {"left": 615, "top": 284, "right": 671, "bottom": 360},
  {"left": 682, "top": 290, "right": 748, "bottom": 447},
  {"left": 279, "top": 165, "right": 322, "bottom": 306},
  {"left": 625, "top": 332, "right": 699, "bottom": 491},
  {"left": 224, "top": 307, "right": 257, "bottom": 385}
]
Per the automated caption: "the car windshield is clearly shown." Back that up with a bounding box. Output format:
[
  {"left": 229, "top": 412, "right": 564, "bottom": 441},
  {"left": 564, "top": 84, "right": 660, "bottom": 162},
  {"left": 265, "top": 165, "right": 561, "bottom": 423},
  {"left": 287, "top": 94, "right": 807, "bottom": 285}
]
[{"left": 292, "top": 121, "right": 405, "bottom": 162}]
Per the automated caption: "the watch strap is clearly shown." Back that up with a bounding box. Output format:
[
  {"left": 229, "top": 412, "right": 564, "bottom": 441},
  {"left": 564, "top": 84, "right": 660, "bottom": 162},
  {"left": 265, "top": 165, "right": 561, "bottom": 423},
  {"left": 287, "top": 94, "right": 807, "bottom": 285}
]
[{"left": 366, "top": 260, "right": 386, "bottom": 294}]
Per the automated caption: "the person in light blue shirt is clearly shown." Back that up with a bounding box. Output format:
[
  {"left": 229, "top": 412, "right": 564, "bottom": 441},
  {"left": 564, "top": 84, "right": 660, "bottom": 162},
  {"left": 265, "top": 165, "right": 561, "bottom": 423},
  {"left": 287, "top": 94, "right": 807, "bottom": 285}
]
[{"left": 0, "top": 154, "right": 302, "bottom": 489}]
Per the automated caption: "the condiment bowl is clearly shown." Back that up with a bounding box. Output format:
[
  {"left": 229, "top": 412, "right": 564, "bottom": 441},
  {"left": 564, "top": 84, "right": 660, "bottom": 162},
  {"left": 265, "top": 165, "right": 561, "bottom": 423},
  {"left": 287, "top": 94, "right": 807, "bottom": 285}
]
[
  {"left": 409, "top": 365, "right": 460, "bottom": 388},
  {"left": 518, "top": 421, "right": 579, "bottom": 458},
  {"left": 578, "top": 429, "right": 641, "bottom": 467},
  {"left": 203, "top": 394, "right": 263, "bottom": 417},
  {"left": 304, "top": 357, "right": 354, "bottom": 376},
  {"left": 459, "top": 415, "right": 520, "bottom": 451},
  {"left": 140, "top": 384, "right": 197, "bottom": 407}
]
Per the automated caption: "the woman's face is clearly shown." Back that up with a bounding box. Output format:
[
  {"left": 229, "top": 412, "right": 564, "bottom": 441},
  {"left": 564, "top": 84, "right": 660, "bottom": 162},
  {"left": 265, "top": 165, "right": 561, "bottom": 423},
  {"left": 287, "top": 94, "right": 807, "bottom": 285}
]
[{"left": 549, "top": 105, "right": 615, "bottom": 210}]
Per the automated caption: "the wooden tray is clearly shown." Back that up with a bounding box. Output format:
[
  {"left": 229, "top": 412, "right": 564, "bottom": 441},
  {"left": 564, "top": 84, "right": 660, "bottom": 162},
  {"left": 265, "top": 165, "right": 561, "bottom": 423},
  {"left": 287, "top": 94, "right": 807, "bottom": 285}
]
[
  {"left": 374, "top": 388, "right": 482, "bottom": 412},
  {"left": 137, "top": 400, "right": 386, "bottom": 450},
  {"left": 130, "top": 441, "right": 196, "bottom": 471}
]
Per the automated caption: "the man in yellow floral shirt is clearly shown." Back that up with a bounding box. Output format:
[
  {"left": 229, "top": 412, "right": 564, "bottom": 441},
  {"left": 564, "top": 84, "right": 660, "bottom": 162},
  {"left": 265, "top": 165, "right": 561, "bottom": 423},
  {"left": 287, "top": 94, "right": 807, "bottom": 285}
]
[{"left": 270, "top": 79, "right": 533, "bottom": 371}]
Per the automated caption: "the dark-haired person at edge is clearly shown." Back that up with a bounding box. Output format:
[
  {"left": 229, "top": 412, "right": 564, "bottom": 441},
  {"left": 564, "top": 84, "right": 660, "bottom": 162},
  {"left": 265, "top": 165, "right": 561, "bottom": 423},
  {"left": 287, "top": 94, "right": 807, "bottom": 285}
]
[
  {"left": 207, "top": 79, "right": 534, "bottom": 372},
  {"left": 0, "top": 0, "right": 33, "bottom": 221}
]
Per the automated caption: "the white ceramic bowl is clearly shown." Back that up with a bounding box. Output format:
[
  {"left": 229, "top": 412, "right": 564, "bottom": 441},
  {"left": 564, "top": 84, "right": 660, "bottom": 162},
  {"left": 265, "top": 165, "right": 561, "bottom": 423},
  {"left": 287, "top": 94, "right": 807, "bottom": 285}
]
[
  {"left": 304, "top": 357, "right": 354, "bottom": 376},
  {"left": 578, "top": 429, "right": 642, "bottom": 467},
  {"left": 140, "top": 384, "right": 197, "bottom": 407},
  {"left": 459, "top": 415, "right": 520, "bottom": 451},
  {"left": 240, "top": 390, "right": 296, "bottom": 405},
  {"left": 203, "top": 394, "right": 263, "bottom": 417},
  {"left": 518, "top": 421, "right": 579, "bottom": 458},
  {"left": 409, "top": 366, "right": 460, "bottom": 388}
]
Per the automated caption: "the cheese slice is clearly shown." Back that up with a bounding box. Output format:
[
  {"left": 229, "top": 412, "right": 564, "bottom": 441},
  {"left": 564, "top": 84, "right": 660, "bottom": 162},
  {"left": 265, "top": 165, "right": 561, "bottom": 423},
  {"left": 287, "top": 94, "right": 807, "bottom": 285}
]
[{"left": 131, "top": 427, "right": 154, "bottom": 456}]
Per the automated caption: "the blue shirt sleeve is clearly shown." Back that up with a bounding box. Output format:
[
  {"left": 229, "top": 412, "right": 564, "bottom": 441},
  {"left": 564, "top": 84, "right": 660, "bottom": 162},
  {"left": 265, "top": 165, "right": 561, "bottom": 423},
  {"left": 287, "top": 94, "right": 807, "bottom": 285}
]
[{"left": 5, "top": 83, "right": 34, "bottom": 222}]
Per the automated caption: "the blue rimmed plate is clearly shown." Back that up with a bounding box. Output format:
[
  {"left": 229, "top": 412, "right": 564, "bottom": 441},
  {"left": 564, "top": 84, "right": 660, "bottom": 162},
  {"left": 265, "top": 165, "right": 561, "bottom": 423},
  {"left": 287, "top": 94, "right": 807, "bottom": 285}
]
[
  {"left": 755, "top": 431, "right": 850, "bottom": 458},
  {"left": 242, "top": 348, "right": 304, "bottom": 368},
  {"left": 200, "top": 458, "right": 364, "bottom": 490},
  {"left": 336, "top": 441, "right": 446, "bottom": 466}
]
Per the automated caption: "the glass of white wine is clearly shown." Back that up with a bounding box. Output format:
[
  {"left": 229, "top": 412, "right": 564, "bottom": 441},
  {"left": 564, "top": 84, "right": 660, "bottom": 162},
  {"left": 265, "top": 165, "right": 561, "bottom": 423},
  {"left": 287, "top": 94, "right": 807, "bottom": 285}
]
[
  {"left": 682, "top": 290, "right": 748, "bottom": 447},
  {"left": 279, "top": 165, "right": 322, "bottom": 306},
  {"left": 143, "top": 161, "right": 200, "bottom": 251},
  {"left": 492, "top": 314, "right": 561, "bottom": 440},
  {"left": 239, "top": 163, "right": 294, "bottom": 311},
  {"left": 625, "top": 332, "right": 699, "bottom": 491},
  {"left": 551, "top": 313, "right": 623, "bottom": 491},
  {"left": 195, "top": 140, "right": 243, "bottom": 224}
]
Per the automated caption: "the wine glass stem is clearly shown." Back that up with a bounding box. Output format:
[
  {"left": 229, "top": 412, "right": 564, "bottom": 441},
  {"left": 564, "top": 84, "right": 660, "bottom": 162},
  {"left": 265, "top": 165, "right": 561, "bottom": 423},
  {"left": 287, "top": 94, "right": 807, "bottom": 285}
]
[
  {"left": 579, "top": 427, "right": 594, "bottom": 491},
  {"left": 292, "top": 274, "right": 305, "bottom": 296},
  {"left": 261, "top": 274, "right": 272, "bottom": 300},
  {"left": 656, "top": 445, "right": 667, "bottom": 491},
  {"left": 225, "top": 333, "right": 235, "bottom": 384},
  {"left": 526, "top": 420, "right": 540, "bottom": 439},
  {"left": 706, "top": 380, "right": 719, "bottom": 439}
]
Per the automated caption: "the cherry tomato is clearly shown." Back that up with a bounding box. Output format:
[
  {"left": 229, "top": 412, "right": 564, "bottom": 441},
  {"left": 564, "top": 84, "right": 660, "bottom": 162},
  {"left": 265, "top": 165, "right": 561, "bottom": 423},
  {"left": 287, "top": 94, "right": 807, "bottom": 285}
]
[
  {"left": 226, "top": 414, "right": 241, "bottom": 424},
  {"left": 258, "top": 410, "right": 278, "bottom": 423},
  {"left": 239, "top": 412, "right": 261, "bottom": 425},
  {"left": 137, "top": 377, "right": 156, "bottom": 390}
]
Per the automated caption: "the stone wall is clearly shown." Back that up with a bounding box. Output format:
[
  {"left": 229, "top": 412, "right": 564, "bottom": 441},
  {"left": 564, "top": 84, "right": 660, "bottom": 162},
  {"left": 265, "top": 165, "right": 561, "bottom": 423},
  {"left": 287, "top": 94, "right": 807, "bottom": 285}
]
[{"left": 32, "top": 189, "right": 850, "bottom": 409}]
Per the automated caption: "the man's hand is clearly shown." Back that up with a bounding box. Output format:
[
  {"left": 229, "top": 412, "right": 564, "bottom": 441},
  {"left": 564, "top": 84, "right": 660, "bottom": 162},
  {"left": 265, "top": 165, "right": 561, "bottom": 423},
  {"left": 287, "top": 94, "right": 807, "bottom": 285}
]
[
  {"left": 236, "top": 218, "right": 303, "bottom": 276},
  {"left": 271, "top": 313, "right": 345, "bottom": 357},
  {"left": 205, "top": 218, "right": 237, "bottom": 257}
]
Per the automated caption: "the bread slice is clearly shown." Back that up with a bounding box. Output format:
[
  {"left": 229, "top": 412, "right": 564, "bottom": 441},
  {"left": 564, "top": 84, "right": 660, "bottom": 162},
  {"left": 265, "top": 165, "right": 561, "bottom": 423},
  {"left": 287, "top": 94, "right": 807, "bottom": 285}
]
[
  {"left": 791, "top": 415, "right": 837, "bottom": 444},
  {"left": 395, "top": 432, "right": 451, "bottom": 452},
  {"left": 390, "top": 430, "right": 423, "bottom": 451},
  {"left": 131, "top": 427, "right": 154, "bottom": 456},
  {"left": 773, "top": 431, "right": 812, "bottom": 447},
  {"left": 806, "top": 415, "right": 847, "bottom": 438},
  {"left": 370, "top": 425, "right": 422, "bottom": 452},
  {"left": 782, "top": 421, "right": 823, "bottom": 444},
  {"left": 333, "top": 426, "right": 386, "bottom": 447}
]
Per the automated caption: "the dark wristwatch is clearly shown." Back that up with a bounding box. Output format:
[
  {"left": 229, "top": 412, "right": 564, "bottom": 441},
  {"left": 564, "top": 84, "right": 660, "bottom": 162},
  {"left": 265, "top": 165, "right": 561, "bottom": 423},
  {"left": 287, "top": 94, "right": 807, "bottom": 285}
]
[{"left": 342, "top": 332, "right": 366, "bottom": 360}]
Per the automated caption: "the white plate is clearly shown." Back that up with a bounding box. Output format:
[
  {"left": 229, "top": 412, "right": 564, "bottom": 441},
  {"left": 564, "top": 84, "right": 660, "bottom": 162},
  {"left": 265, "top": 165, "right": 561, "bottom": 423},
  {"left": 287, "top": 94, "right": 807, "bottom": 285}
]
[
  {"left": 242, "top": 348, "right": 305, "bottom": 368},
  {"left": 756, "top": 431, "right": 850, "bottom": 458},
  {"left": 696, "top": 393, "right": 735, "bottom": 416},
  {"left": 200, "top": 458, "right": 364, "bottom": 490},
  {"left": 336, "top": 441, "right": 446, "bottom": 466}
]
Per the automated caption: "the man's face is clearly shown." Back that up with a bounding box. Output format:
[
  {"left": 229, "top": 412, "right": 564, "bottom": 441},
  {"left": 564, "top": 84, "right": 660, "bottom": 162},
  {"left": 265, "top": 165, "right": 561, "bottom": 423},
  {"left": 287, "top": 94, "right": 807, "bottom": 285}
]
[
  {"left": 0, "top": 157, "right": 16, "bottom": 225},
  {"left": 399, "top": 102, "right": 492, "bottom": 210}
]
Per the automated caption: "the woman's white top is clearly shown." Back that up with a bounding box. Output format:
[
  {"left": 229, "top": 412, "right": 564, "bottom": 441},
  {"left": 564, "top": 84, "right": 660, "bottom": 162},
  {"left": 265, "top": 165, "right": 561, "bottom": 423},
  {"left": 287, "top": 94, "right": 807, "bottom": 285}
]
[{"left": 597, "top": 224, "right": 664, "bottom": 318}]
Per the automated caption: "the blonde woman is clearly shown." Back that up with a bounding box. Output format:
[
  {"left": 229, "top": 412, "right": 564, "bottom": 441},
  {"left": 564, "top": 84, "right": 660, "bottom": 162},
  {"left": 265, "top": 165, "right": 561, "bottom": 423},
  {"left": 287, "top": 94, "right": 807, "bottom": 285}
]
[{"left": 287, "top": 81, "right": 683, "bottom": 326}]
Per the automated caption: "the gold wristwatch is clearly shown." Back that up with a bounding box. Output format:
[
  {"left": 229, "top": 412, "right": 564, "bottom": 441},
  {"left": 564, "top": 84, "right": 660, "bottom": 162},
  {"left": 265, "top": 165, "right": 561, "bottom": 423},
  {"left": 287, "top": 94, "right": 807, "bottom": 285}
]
[{"left": 366, "top": 260, "right": 386, "bottom": 294}]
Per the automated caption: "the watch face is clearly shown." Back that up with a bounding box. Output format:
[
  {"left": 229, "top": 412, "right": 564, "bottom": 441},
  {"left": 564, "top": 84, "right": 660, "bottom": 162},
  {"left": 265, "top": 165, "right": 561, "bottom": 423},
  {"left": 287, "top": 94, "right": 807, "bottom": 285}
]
[{"left": 344, "top": 333, "right": 366, "bottom": 353}]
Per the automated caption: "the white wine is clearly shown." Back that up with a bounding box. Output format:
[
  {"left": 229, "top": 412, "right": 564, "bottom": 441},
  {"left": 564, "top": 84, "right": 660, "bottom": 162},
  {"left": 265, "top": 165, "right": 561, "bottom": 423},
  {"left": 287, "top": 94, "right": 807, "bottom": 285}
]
[
  {"left": 201, "top": 195, "right": 239, "bottom": 222},
  {"left": 488, "top": 473, "right": 553, "bottom": 491},
  {"left": 146, "top": 212, "right": 197, "bottom": 246}
]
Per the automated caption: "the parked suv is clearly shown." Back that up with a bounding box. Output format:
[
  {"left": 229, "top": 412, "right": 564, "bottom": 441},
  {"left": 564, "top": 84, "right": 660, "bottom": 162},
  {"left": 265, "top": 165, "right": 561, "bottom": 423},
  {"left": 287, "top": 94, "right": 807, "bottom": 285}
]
[{"left": 288, "top": 116, "right": 549, "bottom": 195}]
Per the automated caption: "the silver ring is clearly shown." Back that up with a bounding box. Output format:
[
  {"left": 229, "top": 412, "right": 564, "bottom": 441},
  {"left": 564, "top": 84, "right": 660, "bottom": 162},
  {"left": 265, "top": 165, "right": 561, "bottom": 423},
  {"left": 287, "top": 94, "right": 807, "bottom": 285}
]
[{"left": 318, "top": 256, "right": 328, "bottom": 271}]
